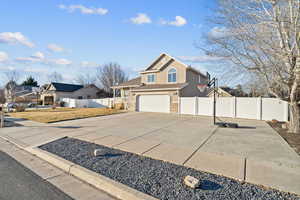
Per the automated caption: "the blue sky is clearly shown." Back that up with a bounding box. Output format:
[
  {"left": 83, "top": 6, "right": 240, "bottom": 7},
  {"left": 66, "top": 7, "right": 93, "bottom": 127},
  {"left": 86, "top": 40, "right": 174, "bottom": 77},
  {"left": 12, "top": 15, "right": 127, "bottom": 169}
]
[{"left": 0, "top": 0, "right": 220, "bottom": 85}]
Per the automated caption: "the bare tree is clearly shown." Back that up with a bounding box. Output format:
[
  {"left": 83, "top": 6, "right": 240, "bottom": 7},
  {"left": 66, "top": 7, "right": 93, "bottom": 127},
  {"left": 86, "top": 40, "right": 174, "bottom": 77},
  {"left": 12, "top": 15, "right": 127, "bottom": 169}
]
[
  {"left": 0, "top": 88, "right": 5, "bottom": 104},
  {"left": 96, "top": 63, "right": 128, "bottom": 93},
  {"left": 75, "top": 73, "right": 96, "bottom": 86},
  {"left": 48, "top": 72, "right": 63, "bottom": 83},
  {"left": 4, "top": 70, "right": 20, "bottom": 83},
  {"left": 4, "top": 81, "right": 17, "bottom": 103},
  {"left": 3, "top": 70, "right": 20, "bottom": 103},
  {"left": 203, "top": 0, "right": 300, "bottom": 133}
]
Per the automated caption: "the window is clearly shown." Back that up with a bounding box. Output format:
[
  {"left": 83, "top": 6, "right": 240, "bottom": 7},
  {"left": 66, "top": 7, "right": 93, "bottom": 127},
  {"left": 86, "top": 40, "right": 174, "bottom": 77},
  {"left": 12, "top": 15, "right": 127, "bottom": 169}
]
[
  {"left": 147, "top": 74, "right": 155, "bottom": 83},
  {"left": 78, "top": 96, "right": 83, "bottom": 99},
  {"left": 168, "top": 68, "right": 177, "bottom": 82}
]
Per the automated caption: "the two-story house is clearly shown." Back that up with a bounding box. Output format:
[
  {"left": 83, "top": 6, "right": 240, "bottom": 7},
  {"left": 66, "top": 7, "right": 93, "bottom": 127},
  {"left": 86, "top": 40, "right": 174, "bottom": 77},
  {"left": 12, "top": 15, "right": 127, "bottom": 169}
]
[{"left": 112, "top": 53, "right": 208, "bottom": 113}]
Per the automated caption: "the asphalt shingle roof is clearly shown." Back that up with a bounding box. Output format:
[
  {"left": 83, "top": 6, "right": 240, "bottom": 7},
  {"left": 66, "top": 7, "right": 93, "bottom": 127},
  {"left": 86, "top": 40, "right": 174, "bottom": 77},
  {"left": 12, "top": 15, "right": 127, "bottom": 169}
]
[
  {"left": 51, "top": 82, "right": 83, "bottom": 92},
  {"left": 132, "top": 83, "right": 187, "bottom": 91},
  {"left": 117, "top": 77, "right": 141, "bottom": 87}
]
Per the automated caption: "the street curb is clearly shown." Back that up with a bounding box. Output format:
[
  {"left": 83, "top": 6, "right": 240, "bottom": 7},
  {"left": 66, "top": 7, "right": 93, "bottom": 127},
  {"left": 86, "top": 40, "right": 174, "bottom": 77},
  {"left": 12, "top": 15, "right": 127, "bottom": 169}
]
[{"left": 27, "top": 147, "right": 158, "bottom": 200}]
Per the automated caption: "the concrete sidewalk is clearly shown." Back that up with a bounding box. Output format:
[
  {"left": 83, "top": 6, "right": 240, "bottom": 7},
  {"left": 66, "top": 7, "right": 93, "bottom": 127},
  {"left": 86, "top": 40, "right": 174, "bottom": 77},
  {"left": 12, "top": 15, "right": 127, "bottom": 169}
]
[{"left": 1, "top": 112, "right": 300, "bottom": 195}]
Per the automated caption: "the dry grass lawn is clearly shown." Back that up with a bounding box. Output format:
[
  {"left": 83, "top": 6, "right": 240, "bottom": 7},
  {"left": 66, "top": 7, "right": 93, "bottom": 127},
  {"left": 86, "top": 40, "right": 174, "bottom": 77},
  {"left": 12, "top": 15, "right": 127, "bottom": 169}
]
[{"left": 8, "top": 107, "right": 124, "bottom": 123}]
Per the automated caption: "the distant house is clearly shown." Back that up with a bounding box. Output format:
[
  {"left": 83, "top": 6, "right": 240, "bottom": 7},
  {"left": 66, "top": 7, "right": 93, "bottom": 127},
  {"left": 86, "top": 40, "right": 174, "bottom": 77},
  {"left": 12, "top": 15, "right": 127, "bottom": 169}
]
[
  {"left": 40, "top": 82, "right": 102, "bottom": 105},
  {"left": 4, "top": 84, "right": 39, "bottom": 103},
  {"left": 207, "top": 86, "right": 247, "bottom": 97},
  {"left": 207, "top": 87, "right": 234, "bottom": 97}
]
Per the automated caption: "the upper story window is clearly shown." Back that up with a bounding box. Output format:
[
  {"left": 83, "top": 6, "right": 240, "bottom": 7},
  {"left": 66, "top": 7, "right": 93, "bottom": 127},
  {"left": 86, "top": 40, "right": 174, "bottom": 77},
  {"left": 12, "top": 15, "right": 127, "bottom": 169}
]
[
  {"left": 147, "top": 74, "right": 155, "bottom": 83},
  {"left": 168, "top": 68, "right": 177, "bottom": 83}
]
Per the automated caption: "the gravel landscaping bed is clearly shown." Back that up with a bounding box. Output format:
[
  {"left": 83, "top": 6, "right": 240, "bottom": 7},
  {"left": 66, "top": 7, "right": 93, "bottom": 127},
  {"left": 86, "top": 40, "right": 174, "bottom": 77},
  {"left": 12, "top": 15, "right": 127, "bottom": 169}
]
[{"left": 40, "top": 137, "right": 300, "bottom": 200}]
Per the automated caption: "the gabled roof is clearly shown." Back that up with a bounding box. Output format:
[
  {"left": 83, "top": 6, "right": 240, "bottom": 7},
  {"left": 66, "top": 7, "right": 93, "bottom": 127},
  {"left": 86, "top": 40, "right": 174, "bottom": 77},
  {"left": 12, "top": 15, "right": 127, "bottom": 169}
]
[
  {"left": 142, "top": 53, "right": 207, "bottom": 77},
  {"left": 111, "top": 77, "right": 141, "bottom": 89},
  {"left": 207, "top": 87, "right": 233, "bottom": 97},
  {"left": 50, "top": 82, "right": 83, "bottom": 92}
]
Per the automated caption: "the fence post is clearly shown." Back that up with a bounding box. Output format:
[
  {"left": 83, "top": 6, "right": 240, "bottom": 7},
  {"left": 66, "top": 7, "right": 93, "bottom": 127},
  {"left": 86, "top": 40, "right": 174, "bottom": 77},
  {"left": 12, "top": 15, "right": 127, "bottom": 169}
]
[
  {"left": 194, "top": 97, "right": 198, "bottom": 115},
  {"left": 178, "top": 97, "right": 181, "bottom": 114},
  {"left": 284, "top": 101, "right": 289, "bottom": 122},
  {"left": 232, "top": 97, "right": 236, "bottom": 118},
  {"left": 257, "top": 97, "right": 262, "bottom": 120}
]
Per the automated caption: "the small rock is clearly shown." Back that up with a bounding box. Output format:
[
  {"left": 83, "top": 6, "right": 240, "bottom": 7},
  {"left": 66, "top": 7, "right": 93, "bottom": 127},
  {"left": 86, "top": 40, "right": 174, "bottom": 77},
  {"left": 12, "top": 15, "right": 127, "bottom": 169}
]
[
  {"left": 184, "top": 175, "right": 200, "bottom": 189},
  {"left": 94, "top": 149, "right": 104, "bottom": 156}
]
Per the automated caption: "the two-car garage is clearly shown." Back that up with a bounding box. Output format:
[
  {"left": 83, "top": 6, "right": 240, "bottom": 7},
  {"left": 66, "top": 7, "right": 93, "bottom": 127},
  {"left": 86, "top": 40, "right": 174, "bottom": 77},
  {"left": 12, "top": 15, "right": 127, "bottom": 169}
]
[{"left": 137, "top": 95, "right": 170, "bottom": 113}]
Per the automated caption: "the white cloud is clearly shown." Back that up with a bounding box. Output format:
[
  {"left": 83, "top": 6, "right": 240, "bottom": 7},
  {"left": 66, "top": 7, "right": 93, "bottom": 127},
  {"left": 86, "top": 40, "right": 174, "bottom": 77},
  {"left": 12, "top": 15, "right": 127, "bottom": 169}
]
[
  {"left": 15, "top": 51, "right": 45, "bottom": 63},
  {"left": 208, "top": 27, "right": 231, "bottom": 38},
  {"left": 47, "top": 44, "right": 65, "bottom": 52},
  {"left": 80, "top": 61, "right": 100, "bottom": 68},
  {"left": 178, "top": 55, "right": 225, "bottom": 63},
  {"left": 51, "top": 58, "right": 72, "bottom": 65},
  {"left": 0, "top": 32, "right": 35, "bottom": 48},
  {"left": 0, "top": 52, "right": 8, "bottom": 62},
  {"left": 59, "top": 4, "right": 108, "bottom": 15},
  {"left": 32, "top": 52, "right": 45, "bottom": 60},
  {"left": 130, "top": 13, "right": 152, "bottom": 25},
  {"left": 16, "top": 52, "right": 72, "bottom": 66},
  {"left": 161, "top": 16, "right": 187, "bottom": 27}
]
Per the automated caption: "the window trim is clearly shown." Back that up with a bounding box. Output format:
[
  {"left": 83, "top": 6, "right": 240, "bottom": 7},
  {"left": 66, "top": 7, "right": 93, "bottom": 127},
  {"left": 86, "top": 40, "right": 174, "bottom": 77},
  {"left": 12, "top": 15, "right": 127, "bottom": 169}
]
[
  {"left": 168, "top": 68, "right": 177, "bottom": 83},
  {"left": 147, "top": 74, "right": 156, "bottom": 83}
]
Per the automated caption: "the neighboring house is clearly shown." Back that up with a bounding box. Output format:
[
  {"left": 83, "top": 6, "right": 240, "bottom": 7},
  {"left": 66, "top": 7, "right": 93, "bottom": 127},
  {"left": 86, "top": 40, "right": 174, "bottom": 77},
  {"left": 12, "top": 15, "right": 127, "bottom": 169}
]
[
  {"left": 5, "top": 84, "right": 39, "bottom": 103},
  {"left": 112, "top": 53, "right": 208, "bottom": 113},
  {"left": 207, "top": 87, "right": 234, "bottom": 97},
  {"left": 207, "top": 86, "right": 248, "bottom": 97},
  {"left": 41, "top": 82, "right": 101, "bottom": 105}
]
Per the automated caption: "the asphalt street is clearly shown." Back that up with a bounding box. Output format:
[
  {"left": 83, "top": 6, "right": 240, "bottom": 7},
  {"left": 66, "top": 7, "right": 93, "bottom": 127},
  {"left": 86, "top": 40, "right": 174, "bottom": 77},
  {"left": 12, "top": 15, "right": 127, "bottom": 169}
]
[{"left": 0, "top": 151, "right": 73, "bottom": 200}]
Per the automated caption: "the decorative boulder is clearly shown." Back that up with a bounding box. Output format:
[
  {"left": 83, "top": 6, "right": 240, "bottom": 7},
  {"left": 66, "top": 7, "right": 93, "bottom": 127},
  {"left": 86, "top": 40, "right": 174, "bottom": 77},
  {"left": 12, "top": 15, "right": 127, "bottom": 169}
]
[
  {"left": 94, "top": 149, "right": 104, "bottom": 157},
  {"left": 184, "top": 175, "right": 200, "bottom": 189}
]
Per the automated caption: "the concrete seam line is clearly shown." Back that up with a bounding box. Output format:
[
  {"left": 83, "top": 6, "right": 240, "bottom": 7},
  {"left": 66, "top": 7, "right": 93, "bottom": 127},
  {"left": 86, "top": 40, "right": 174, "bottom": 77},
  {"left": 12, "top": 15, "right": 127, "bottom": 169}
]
[
  {"left": 243, "top": 158, "right": 247, "bottom": 182},
  {"left": 182, "top": 127, "right": 219, "bottom": 166},
  {"left": 44, "top": 174, "right": 64, "bottom": 181},
  {"left": 141, "top": 143, "right": 162, "bottom": 155},
  {"left": 68, "top": 164, "right": 75, "bottom": 174},
  {"left": 89, "top": 135, "right": 112, "bottom": 142}
]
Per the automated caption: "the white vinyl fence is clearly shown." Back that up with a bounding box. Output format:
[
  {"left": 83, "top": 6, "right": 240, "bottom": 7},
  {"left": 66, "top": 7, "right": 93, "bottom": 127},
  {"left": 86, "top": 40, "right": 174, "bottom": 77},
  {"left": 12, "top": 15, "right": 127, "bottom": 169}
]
[
  {"left": 180, "top": 97, "right": 289, "bottom": 122},
  {"left": 61, "top": 98, "right": 114, "bottom": 108}
]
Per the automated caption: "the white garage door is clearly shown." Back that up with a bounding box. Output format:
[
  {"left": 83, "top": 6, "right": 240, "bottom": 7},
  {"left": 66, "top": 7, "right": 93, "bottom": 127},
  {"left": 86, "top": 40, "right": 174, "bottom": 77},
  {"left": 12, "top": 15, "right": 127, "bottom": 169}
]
[{"left": 138, "top": 95, "right": 170, "bottom": 113}]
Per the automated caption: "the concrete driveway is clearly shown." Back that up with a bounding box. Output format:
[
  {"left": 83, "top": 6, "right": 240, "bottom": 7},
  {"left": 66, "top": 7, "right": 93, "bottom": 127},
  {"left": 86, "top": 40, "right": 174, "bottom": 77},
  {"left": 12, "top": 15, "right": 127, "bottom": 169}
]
[{"left": 1, "top": 112, "right": 300, "bottom": 194}]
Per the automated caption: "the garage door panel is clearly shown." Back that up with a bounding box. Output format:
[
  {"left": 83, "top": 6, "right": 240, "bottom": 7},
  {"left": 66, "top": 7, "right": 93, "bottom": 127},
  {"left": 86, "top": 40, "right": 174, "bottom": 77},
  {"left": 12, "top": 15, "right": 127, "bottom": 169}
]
[{"left": 138, "top": 95, "right": 170, "bottom": 113}]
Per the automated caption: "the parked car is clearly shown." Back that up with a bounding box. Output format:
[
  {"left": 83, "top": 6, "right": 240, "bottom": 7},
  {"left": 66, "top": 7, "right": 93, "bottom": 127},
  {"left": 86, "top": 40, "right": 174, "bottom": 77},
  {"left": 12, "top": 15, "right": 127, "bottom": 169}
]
[
  {"left": 5, "top": 102, "right": 19, "bottom": 109},
  {"left": 27, "top": 102, "right": 37, "bottom": 108}
]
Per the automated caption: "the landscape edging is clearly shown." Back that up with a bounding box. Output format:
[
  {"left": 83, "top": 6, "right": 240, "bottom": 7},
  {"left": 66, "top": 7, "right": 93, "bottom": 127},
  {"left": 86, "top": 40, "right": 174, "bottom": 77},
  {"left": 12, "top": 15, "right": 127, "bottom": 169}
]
[{"left": 26, "top": 147, "right": 158, "bottom": 200}]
